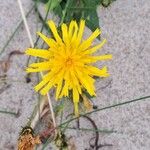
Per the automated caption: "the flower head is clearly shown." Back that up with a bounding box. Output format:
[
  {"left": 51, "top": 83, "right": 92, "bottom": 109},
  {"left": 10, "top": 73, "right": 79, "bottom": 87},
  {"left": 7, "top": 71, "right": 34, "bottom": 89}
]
[{"left": 26, "top": 20, "right": 112, "bottom": 116}]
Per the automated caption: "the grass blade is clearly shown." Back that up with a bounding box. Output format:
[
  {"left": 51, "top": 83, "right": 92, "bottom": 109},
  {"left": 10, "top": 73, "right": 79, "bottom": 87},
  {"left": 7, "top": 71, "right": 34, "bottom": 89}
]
[
  {"left": 0, "top": 109, "right": 18, "bottom": 116},
  {"left": 60, "top": 95, "right": 150, "bottom": 127}
]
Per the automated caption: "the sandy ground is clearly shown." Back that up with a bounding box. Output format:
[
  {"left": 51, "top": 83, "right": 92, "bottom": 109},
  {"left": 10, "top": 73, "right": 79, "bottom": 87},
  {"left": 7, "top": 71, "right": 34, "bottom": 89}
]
[{"left": 0, "top": 0, "right": 150, "bottom": 149}]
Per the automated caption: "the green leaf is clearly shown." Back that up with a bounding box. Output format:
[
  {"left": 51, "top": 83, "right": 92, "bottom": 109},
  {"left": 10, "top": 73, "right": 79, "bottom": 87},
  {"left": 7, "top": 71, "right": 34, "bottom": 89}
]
[
  {"left": 54, "top": 100, "right": 65, "bottom": 116},
  {"left": 53, "top": 4, "right": 63, "bottom": 17},
  {"left": 59, "top": 0, "right": 68, "bottom": 9},
  {"left": 33, "top": 0, "right": 49, "bottom": 4},
  {"left": 101, "top": 0, "right": 111, "bottom": 7},
  {"left": 46, "top": 0, "right": 62, "bottom": 10},
  {"left": 96, "top": 0, "right": 103, "bottom": 4},
  {"left": 81, "top": 0, "right": 100, "bottom": 38},
  {"left": 101, "top": 0, "right": 116, "bottom": 7},
  {"left": 63, "top": 0, "right": 80, "bottom": 23},
  {"left": 85, "top": 10, "right": 100, "bottom": 31}
]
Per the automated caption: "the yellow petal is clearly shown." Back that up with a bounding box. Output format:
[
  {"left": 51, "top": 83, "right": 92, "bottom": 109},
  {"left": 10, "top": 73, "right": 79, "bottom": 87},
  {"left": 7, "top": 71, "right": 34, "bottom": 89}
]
[
  {"left": 37, "top": 32, "right": 57, "bottom": 48},
  {"left": 47, "top": 20, "right": 62, "bottom": 44},
  {"left": 59, "top": 70, "right": 70, "bottom": 98},
  {"left": 72, "top": 86, "right": 80, "bottom": 116},
  {"left": 26, "top": 67, "right": 49, "bottom": 73},
  {"left": 59, "top": 81, "right": 69, "bottom": 98},
  {"left": 76, "top": 20, "right": 85, "bottom": 46},
  {"left": 78, "top": 29, "right": 101, "bottom": 51},
  {"left": 73, "top": 87, "right": 79, "bottom": 102},
  {"left": 70, "top": 68, "right": 81, "bottom": 94},
  {"left": 40, "top": 80, "right": 54, "bottom": 95},
  {"left": 86, "top": 28, "right": 101, "bottom": 42},
  {"left": 70, "top": 21, "right": 78, "bottom": 43},
  {"left": 75, "top": 68, "right": 96, "bottom": 96},
  {"left": 61, "top": 23, "right": 69, "bottom": 45},
  {"left": 68, "top": 20, "right": 75, "bottom": 38},
  {"left": 82, "top": 39, "right": 107, "bottom": 55},
  {"left": 26, "top": 61, "right": 51, "bottom": 72},
  {"left": 40, "top": 67, "right": 64, "bottom": 95},
  {"left": 34, "top": 72, "right": 52, "bottom": 91},
  {"left": 55, "top": 80, "right": 63, "bottom": 100},
  {"left": 35, "top": 67, "right": 61, "bottom": 91},
  {"left": 25, "top": 48, "right": 52, "bottom": 59},
  {"left": 81, "top": 54, "right": 112, "bottom": 63},
  {"left": 55, "top": 69, "right": 65, "bottom": 99},
  {"left": 93, "top": 54, "right": 112, "bottom": 60},
  {"left": 86, "top": 66, "right": 109, "bottom": 77},
  {"left": 74, "top": 102, "right": 79, "bottom": 117}
]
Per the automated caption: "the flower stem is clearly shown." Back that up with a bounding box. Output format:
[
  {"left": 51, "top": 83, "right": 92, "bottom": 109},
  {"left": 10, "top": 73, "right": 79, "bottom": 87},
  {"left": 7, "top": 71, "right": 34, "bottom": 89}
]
[
  {"left": 0, "top": 109, "right": 18, "bottom": 116},
  {"left": 26, "top": 0, "right": 53, "bottom": 67},
  {"left": 59, "top": 95, "right": 150, "bottom": 127},
  {"left": 17, "top": 0, "right": 57, "bottom": 131},
  {"left": 59, "top": 0, "right": 71, "bottom": 25},
  {"left": 17, "top": 0, "right": 34, "bottom": 47}
]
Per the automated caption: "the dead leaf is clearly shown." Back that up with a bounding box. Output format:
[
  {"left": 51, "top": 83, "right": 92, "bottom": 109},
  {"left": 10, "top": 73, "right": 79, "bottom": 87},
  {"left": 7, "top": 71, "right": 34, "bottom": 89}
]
[{"left": 18, "top": 127, "right": 41, "bottom": 150}]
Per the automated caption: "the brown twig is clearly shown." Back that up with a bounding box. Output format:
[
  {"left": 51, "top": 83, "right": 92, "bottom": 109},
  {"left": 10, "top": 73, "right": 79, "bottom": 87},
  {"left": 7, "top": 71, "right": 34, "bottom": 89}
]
[
  {"left": 79, "top": 115, "right": 112, "bottom": 150},
  {"left": 0, "top": 50, "right": 24, "bottom": 74}
]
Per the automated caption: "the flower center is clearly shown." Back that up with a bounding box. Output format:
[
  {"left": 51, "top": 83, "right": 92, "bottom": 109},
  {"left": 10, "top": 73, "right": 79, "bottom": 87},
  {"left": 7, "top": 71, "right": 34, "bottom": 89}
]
[{"left": 65, "top": 57, "right": 73, "bottom": 66}]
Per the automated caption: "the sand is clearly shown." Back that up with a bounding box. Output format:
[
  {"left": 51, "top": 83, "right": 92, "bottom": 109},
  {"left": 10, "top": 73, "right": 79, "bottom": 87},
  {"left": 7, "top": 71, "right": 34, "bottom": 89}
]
[{"left": 0, "top": 0, "right": 150, "bottom": 149}]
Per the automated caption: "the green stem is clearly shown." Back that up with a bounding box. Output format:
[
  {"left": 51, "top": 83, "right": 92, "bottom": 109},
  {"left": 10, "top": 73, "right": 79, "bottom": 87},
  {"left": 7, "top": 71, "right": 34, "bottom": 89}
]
[
  {"left": 59, "top": 95, "right": 150, "bottom": 127},
  {"left": 42, "top": 136, "right": 53, "bottom": 150},
  {"left": 60, "top": 126, "right": 116, "bottom": 133},
  {"left": 68, "top": 7, "right": 95, "bottom": 10},
  {"left": 26, "top": 0, "right": 53, "bottom": 67},
  {"left": 0, "top": 109, "right": 18, "bottom": 116},
  {"left": 59, "top": 0, "right": 71, "bottom": 25}
]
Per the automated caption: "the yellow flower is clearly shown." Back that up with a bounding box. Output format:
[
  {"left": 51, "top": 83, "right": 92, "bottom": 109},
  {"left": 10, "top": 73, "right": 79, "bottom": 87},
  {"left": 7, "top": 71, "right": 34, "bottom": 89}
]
[{"left": 25, "top": 20, "right": 112, "bottom": 116}]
